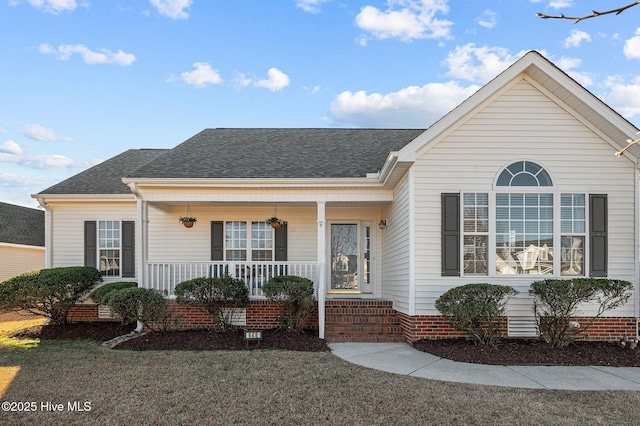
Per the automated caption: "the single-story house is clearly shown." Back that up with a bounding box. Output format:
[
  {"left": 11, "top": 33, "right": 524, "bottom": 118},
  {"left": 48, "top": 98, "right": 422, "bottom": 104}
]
[
  {"left": 0, "top": 202, "right": 45, "bottom": 281},
  {"left": 34, "top": 51, "right": 640, "bottom": 341}
]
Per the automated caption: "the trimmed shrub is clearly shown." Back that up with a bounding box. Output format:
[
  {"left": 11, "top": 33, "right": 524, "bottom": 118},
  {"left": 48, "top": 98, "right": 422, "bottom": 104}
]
[
  {"left": 174, "top": 275, "right": 249, "bottom": 332},
  {"left": 263, "top": 275, "right": 316, "bottom": 331},
  {"left": 106, "top": 287, "right": 174, "bottom": 333},
  {"left": 529, "top": 278, "right": 633, "bottom": 347},
  {"left": 89, "top": 281, "right": 137, "bottom": 305},
  {"left": 435, "top": 283, "right": 517, "bottom": 346},
  {"left": 0, "top": 266, "right": 102, "bottom": 325}
]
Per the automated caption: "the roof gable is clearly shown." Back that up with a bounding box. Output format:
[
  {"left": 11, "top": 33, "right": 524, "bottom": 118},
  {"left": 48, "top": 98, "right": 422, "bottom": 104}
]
[
  {"left": 0, "top": 202, "right": 44, "bottom": 247},
  {"left": 397, "top": 51, "right": 640, "bottom": 163},
  {"left": 127, "top": 128, "right": 425, "bottom": 180}
]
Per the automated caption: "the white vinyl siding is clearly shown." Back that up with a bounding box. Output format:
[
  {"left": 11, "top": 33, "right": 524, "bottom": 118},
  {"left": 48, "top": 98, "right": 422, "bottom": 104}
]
[
  {"left": 382, "top": 171, "right": 412, "bottom": 313},
  {"left": 411, "top": 77, "right": 636, "bottom": 317}
]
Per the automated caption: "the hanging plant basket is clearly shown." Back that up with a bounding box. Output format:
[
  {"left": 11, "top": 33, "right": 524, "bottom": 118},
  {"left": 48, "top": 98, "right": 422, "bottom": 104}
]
[
  {"left": 265, "top": 216, "right": 286, "bottom": 229},
  {"left": 179, "top": 217, "right": 197, "bottom": 228}
]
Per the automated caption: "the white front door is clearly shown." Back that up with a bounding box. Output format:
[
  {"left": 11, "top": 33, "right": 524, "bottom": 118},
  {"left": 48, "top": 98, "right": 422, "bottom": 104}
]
[{"left": 329, "top": 222, "right": 372, "bottom": 294}]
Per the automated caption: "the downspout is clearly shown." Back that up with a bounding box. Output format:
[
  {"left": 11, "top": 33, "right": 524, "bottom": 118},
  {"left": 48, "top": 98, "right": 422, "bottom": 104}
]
[
  {"left": 36, "top": 197, "right": 53, "bottom": 268},
  {"left": 636, "top": 164, "right": 640, "bottom": 338},
  {"left": 317, "top": 202, "right": 326, "bottom": 339},
  {"left": 128, "top": 182, "right": 146, "bottom": 334}
]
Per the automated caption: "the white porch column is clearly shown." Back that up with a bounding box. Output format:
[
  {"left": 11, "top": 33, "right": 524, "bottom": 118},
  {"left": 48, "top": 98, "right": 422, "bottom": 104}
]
[
  {"left": 317, "top": 202, "right": 326, "bottom": 339},
  {"left": 131, "top": 183, "right": 148, "bottom": 289}
]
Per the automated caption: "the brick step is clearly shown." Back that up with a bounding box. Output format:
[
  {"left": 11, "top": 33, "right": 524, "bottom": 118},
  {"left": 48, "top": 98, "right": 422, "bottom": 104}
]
[{"left": 325, "top": 299, "right": 402, "bottom": 342}]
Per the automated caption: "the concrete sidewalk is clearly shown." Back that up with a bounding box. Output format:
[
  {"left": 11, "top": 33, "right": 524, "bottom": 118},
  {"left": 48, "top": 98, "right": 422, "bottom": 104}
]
[{"left": 328, "top": 342, "right": 640, "bottom": 390}]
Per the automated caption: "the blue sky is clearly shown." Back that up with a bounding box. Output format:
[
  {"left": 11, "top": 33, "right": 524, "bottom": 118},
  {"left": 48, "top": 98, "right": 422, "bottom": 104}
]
[{"left": 1, "top": 0, "right": 640, "bottom": 208}]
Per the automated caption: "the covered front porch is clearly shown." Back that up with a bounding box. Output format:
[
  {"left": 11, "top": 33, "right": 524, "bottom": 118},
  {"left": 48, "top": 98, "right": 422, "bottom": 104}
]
[{"left": 128, "top": 178, "right": 402, "bottom": 338}]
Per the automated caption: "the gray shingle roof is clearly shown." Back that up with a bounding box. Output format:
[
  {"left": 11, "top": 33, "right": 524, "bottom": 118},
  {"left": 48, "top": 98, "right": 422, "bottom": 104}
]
[
  {"left": 127, "top": 128, "right": 425, "bottom": 179},
  {"left": 39, "top": 149, "right": 169, "bottom": 195},
  {"left": 0, "top": 202, "right": 45, "bottom": 247}
]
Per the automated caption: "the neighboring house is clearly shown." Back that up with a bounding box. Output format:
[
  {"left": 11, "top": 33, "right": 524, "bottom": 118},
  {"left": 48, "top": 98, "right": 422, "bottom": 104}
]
[
  {"left": 34, "top": 51, "right": 640, "bottom": 341},
  {"left": 0, "top": 202, "right": 45, "bottom": 281}
]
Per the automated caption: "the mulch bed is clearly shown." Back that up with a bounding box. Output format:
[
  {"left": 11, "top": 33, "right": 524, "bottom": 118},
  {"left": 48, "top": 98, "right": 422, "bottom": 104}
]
[
  {"left": 11, "top": 322, "right": 136, "bottom": 342},
  {"left": 10, "top": 322, "right": 329, "bottom": 352},
  {"left": 413, "top": 338, "right": 640, "bottom": 367},
  {"left": 10, "top": 322, "right": 640, "bottom": 365}
]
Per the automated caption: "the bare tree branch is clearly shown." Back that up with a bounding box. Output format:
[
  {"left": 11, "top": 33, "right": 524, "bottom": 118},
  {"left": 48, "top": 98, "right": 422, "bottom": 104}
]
[{"left": 537, "top": 1, "right": 640, "bottom": 23}]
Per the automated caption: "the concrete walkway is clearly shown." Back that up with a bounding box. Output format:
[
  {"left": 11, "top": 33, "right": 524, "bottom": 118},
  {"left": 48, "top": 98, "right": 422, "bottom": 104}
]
[{"left": 328, "top": 342, "right": 640, "bottom": 390}]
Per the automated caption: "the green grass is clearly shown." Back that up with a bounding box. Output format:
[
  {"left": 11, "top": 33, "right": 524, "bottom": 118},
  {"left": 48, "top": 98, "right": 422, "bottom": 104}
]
[{"left": 0, "top": 338, "right": 638, "bottom": 425}]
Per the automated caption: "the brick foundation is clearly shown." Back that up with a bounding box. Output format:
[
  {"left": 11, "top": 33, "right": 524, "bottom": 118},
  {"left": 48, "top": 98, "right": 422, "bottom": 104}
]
[
  {"left": 67, "top": 300, "right": 638, "bottom": 343},
  {"left": 68, "top": 304, "right": 119, "bottom": 323},
  {"left": 397, "top": 312, "right": 638, "bottom": 343}
]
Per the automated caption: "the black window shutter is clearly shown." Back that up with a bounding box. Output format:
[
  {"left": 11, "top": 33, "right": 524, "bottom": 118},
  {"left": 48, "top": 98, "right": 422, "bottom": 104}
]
[
  {"left": 441, "top": 193, "right": 460, "bottom": 276},
  {"left": 122, "top": 221, "right": 135, "bottom": 278},
  {"left": 211, "top": 221, "right": 224, "bottom": 261},
  {"left": 84, "top": 221, "right": 97, "bottom": 268},
  {"left": 274, "top": 224, "right": 288, "bottom": 261},
  {"left": 589, "top": 194, "right": 608, "bottom": 277}
]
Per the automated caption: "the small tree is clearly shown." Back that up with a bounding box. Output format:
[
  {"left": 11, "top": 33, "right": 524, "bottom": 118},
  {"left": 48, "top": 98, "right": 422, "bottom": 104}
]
[
  {"left": 174, "top": 275, "right": 249, "bottom": 332},
  {"left": 263, "top": 275, "right": 316, "bottom": 331},
  {"left": 529, "top": 278, "right": 632, "bottom": 347},
  {"left": 435, "top": 283, "right": 517, "bottom": 346},
  {"left": 106, "top": 287, "right": 174, "bottom": 333},
  {"left": 0, "top": 266, "right": 102, "bottom": 325}
]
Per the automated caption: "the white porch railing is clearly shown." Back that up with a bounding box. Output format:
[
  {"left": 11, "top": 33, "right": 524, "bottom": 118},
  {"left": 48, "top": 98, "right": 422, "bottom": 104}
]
[{"left": 145, "top": 262, "right": 318, "bottom": 297}]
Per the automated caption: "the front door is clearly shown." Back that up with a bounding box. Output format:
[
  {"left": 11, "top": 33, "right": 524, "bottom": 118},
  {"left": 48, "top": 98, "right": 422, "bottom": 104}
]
[{"left": 329, "top": 223, "right": 372, "bottom": 294}]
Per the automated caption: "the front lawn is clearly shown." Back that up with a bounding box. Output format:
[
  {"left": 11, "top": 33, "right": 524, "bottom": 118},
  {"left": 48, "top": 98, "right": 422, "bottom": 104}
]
[{"left": 0, "top": 320, "right": 639, "bottom": 424}]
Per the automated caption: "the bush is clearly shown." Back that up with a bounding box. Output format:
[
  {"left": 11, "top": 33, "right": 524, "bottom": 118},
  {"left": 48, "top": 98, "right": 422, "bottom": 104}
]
[
  {"left": 89, "top": 281, "right": 137, "bottom": 305},
  {"left": 174, "top": 275, "right": 249, "bottom": 332},
  {"left": 435, "top": 283, "right": 517, "bottom": 346},
  {"left": 263, "top": 275, "right": 316, "bottom": 331},
  {"left": 106, "top": 287, "right": 174, "bottom": 333},
  {"left": 0, "top": 266, "right": 102, "bottom": 325},
  {"left": 529, "top": 278, "right": 633, "bottom": 347}
]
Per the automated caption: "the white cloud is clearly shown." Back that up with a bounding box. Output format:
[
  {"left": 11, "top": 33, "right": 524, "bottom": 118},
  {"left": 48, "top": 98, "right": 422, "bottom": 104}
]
[
  {"left": 355, "top": 0, "right": 453, "bottom": 43},
  {"left": 0, "top": 152, "right": 97, "bottom": 169},
  {"left": 295, "top": 0, "right": 331, "bottom": 13},
  {"left": 150, "top": 0, "right": 192, "bottom": 19},
  {"left": 442, "top": 44, "right": 525, "bottom": 83},
  {"left": 24, "top": 124, "right": 73, "bottom": 142},
  {"left": 476, "top": 9, "right": 497, "bottom": 29},
  {"left": 232, "top": 72, "right": 253, "bottom": 88},
  {"left": 0, "top": 140, "right": 23, "bottom": 155},
  {"left": 39, "top": 43, "right": 136, "bottom": 66},
  {"left": 28, "top": 0, "right": 77, "bottom": 14},
  {"left": 564, "top": 29, "right": 591, "bottom": 48},
  {"left": 601, "top": 76, "right": 640, "bottom": 118},
  {"left": 330, "top": 81, "right": 480, "bottom": 128},
  {"left": 624, "top": 28, "right": 640, "bottom": 60},
  {"left": 254, "top": 68, "right": 290, "bottom": 91},
  {"left": 172, "top": 62, "right": 223, "bottom": 87},
  {"left": 556, "top": 56, "right": 593, "bottom": 86},
  {"left": 549, "top": 0, "right": 572, "bottom": 8}
]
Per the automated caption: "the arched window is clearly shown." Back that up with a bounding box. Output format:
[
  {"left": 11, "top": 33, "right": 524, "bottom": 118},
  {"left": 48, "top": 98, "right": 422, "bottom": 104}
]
[{"left": 496, "top": 161, "right": 552, "bottom": 187}]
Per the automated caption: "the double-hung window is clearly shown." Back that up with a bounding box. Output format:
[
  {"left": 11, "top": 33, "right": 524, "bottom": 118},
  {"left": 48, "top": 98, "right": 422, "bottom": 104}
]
[
  {"left": 225, "top": 221, "right": 273, "bottom": 261},
  {"left": 99, "top": 220, "right": 121, "bottom": 276}
]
